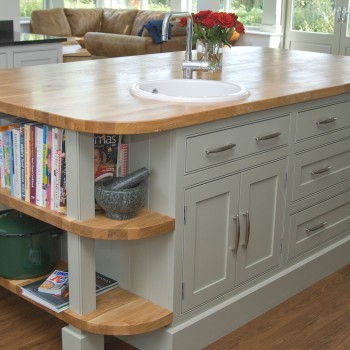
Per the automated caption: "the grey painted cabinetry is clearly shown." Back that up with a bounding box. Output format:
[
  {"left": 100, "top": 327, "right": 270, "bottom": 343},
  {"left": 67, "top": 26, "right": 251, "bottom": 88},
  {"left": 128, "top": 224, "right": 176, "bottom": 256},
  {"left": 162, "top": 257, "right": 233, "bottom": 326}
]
[
  {"left": 182, "top": 159, "right": 286, "bottom": 312},
  {"left": 0, "top": 42, "right": 62, "bottom": 69},
  {"left": 115, "top": 95, "right": 350, "bottom": 350},
  {"left": 180, "top": 113, "right": 289, "bottom": 313},
  {"left": 287, "top": 98, "right": 350, "bottom": 260}
]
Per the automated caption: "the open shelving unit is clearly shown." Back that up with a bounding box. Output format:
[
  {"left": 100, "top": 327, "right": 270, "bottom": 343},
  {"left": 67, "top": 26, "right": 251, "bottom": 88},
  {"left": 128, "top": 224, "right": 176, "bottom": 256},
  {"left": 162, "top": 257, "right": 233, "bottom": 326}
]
[
  {"left": 0, "top": 129, "right": 175, "bottom": 338},
  {"left": 0, "top": 264, "right": 173, "bottom": 335}
]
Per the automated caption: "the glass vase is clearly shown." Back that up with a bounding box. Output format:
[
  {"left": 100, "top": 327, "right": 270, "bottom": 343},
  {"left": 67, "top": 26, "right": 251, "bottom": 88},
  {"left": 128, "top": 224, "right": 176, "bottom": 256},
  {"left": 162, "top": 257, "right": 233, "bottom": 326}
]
[{"left": 196, "top": 40, "right": 223, "bottom": 72}]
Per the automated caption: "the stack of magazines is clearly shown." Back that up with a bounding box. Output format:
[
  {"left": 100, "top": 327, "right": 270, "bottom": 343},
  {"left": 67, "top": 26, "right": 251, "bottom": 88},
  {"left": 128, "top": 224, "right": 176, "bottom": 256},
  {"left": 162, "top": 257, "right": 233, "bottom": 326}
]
[{"left": 21, "top": 270, "right": 119, "bottom": 313}]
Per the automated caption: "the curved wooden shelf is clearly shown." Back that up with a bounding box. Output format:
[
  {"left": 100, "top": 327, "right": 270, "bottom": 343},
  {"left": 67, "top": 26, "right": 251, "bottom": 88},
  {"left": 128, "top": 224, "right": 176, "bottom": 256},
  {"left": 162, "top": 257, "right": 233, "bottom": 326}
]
[
  {"left": 0, "top": 269, "right": 173, "bottom": 336},
  {"left": 0, "top": 189, "right": 175, "bottom": 240}
]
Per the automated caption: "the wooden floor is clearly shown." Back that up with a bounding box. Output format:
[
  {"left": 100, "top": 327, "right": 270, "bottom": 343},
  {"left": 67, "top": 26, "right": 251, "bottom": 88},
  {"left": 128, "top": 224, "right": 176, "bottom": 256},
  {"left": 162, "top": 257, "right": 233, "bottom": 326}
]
[{"left": 2, "top": 264, "right": 350, "bottom": 349}]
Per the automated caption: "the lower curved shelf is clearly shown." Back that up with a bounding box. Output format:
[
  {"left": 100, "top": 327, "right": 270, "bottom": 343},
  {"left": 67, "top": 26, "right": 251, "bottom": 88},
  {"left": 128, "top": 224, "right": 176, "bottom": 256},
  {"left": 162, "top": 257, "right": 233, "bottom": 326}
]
[{"left": 0, "top": 272, "right": 173, "bottom": 336}]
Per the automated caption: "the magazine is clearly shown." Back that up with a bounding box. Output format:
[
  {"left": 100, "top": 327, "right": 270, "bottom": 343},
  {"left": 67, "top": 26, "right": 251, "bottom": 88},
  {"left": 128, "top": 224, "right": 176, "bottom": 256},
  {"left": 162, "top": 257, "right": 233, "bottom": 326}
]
[
  {"left": 94, "top": 134, "right": 127, "bottom": 181},
  {"left": 21, "top": 271, "right": 119, "bottom": 313},
  {"left": 38, "top": 270, "right": 69, "bottom": 295}
]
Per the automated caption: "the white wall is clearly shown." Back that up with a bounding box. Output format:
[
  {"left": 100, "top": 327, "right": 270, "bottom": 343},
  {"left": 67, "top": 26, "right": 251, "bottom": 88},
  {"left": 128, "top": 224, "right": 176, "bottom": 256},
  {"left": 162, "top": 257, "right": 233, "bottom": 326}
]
[{"left": 0, "top": 0, "right": 20, "bottom": 32}]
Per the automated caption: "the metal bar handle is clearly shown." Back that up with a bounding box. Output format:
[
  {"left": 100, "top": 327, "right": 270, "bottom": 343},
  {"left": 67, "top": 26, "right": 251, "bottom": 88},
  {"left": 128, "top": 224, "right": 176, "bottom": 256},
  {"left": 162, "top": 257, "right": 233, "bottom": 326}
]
[
  {"left": 316, "top": 117, "right": 337, "bottom": 125},
  {"left": 206, "top": 143, "right": 236, "bottom": 155},
  {"left": 306, "top": 221, "right": 327, "bottom": 233},
  {"left": 242, "top": 211, "right": 250, "bottom": 248},
  {"left": 255, "top": 132, "right": 281, "bottom": 141},
  {"left": 311, "top": 166, "right": 332, "bottom": 176},
  {"left": 231, "top": 214, "right": 240, "bottom": 254}
]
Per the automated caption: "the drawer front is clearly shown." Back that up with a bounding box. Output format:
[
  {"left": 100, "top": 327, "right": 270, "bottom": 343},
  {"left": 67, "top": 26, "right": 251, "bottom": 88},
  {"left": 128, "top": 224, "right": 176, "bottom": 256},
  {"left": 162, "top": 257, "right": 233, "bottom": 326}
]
[
  {"left": 13, "top": 49, "right": 58, "bottom": 68},
  {"left": 292, "top": 138, "right": 350, "bottom": 201},
  {"left": 288, "top": 191, "right": 350, "bottom": 259},
  {"left": 295, "top": 101, "right": 350, "bottom": 141},
  {"left": 185, "top": 115, "right": 290, "bottom": 173}
]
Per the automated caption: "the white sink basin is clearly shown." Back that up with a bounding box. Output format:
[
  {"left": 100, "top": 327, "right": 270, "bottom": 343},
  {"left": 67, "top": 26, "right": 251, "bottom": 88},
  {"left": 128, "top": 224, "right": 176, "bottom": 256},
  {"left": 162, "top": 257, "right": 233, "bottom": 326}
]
[{"left": 130, "top": 79, "right": 248, "bottom": 103}]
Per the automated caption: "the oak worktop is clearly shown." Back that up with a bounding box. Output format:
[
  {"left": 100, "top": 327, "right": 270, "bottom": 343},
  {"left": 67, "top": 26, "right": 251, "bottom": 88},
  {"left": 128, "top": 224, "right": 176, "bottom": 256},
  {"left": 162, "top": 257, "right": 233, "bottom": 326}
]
[{"left": 0, "top": 47, "right": 350, "bottom": 134}]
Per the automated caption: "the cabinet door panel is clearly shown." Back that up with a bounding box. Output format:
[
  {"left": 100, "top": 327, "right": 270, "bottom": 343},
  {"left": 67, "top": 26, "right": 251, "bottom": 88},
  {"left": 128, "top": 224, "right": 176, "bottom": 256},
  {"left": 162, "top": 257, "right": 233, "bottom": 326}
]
[
  {"left": 236, "top": 159, "right": 286, "bottom": 285},
  {"left": 182, "top": 175, "right": 239, "bottom": 313},
  {"left": 0, "top": 52, "right": 8, "bottom": 69}
]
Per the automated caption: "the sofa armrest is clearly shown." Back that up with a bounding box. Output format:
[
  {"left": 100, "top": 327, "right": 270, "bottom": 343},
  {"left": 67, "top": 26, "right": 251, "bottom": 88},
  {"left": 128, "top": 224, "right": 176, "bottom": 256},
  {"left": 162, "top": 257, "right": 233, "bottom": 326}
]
[{"left": 84, "top": 32, "right": 161, "bottom": 58}]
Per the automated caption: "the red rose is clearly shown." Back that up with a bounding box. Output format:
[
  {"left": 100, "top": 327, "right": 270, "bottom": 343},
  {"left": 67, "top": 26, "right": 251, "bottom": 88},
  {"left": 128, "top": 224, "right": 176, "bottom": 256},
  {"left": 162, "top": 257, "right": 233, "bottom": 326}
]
[
  {"left": 214, "top": 12, "right": 235, "bottom": 28},
  {"left": 235, "top": 21, "right": 245, "bottom": 33},
  {"left": 179, "top": 17, "right": 187, "bottom": 27},
  {"left": 202, "top": 14, "right": 216, "bottom": 29},
  {"left": 197, "top": 10, "right": 212, "bottom": 20}
]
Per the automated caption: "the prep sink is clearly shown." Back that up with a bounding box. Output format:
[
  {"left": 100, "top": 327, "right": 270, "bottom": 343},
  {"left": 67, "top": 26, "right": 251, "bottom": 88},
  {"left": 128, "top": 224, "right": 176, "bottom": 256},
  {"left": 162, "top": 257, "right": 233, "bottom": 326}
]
[{"left": 130, "top": 79, "right": 248, "bottom": 103}]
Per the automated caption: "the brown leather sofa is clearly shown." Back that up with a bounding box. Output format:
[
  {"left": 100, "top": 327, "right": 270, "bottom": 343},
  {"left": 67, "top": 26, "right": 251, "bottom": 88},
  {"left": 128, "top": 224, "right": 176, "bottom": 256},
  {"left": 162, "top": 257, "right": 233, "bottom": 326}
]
[{"left": 30, "top": 8, "right": 187, "bottom": 59}]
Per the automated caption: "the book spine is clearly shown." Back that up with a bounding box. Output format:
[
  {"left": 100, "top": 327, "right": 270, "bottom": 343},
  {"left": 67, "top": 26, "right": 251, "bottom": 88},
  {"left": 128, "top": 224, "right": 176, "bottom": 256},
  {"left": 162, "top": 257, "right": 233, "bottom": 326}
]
[
  {"left": 35, "top": 125, "right": 44, "bottom": 207},
  {"left": 58, "top": 129, "right": 66, "bottom": 215},
  {"left": 3, "top": 132, "right": 10, "bottom": 191},
  {"left": 53, "top": 128, "right": 62, "bottom": 212},
  {"left": 20, "top": 125, "right": 26, "bottom": 200},
  {"left": 0, "top": 132, "right": 4, "bottom": 189},
  {"left": 12, "top": 127, "right": 21, "bottom": 199},
  {"left": 29, "top": 124, "right": 36, "bottom": 204},
  {"left": 24, "top": 123, "right": 32, "bottom": 202},
  {"left": 46, "top": 127, "right": 52, "bottom": 209},
  {"left": 42, "top": 125, "right": 48, "bottom": 207},
  {"left": 50, "top": 128, "right": 58, "bottom": 210},
  {"left": 7, "top": 129, "right": 14, "bottom": 195}
]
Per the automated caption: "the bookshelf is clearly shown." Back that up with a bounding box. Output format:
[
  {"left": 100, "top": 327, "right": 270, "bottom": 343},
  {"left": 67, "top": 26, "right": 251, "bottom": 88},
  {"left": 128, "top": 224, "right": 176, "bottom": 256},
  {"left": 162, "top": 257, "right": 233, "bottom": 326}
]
[
  {"left": 0, "top": 126, "right": 175, "bottom": 341},
  {"left": 0, "top": 262, "right": 173, "bottom": 335}
]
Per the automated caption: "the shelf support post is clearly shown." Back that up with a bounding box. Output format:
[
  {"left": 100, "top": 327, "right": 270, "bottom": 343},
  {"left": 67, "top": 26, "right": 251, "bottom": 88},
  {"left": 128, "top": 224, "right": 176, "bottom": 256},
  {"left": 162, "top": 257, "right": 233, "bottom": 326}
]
[{"left": 63, "top": 130, "right": 103, "bottom": 350}]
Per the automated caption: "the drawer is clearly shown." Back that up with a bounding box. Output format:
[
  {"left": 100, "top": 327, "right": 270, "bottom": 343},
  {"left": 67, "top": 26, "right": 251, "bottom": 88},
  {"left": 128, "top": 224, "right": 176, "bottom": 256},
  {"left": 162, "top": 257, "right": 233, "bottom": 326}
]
[
  {"left": 288, "top": 191, "right": 350, "bottom": 259},
  {"left": 292, "top": 138, "right": 350, "bottom": 201},
  {"left": 295, "top": 101, "right": 350, "bottom": 141},
  {"left": 185, "top": 115, "right": 290, "bottom": 173},
  {"left": 13, "top": 49, "right": 58, "bottom": 68}
]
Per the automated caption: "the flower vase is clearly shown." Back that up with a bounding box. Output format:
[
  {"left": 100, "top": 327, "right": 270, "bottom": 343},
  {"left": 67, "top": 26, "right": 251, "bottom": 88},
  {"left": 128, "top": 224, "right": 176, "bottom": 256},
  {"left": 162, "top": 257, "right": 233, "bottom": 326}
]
[{"left": 197, "top": 40, "right": 223, "bottom": 72}]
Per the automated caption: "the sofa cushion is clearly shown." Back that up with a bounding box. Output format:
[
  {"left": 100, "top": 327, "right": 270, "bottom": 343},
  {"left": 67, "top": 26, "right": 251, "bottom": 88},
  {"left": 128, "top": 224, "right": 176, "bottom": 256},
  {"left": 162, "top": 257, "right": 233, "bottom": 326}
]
[
  {"left": 130, "top": 11, "right": 166, "bottom": 36},
  {"left": 101, "top": 9, "right": 138, "bottom": 35},
  {"left": 30, "top": 8, "right": 72, "bottom": 37},
  {"left": 64, "top": 8, "right": 103, "bottom": 37}
]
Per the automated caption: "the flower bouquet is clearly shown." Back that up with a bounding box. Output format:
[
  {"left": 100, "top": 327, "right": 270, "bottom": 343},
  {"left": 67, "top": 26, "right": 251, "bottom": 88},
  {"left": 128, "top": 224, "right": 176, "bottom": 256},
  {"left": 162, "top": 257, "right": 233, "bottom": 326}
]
[{"left": 180, "top": 10, "right": 245, "bottom": 71}]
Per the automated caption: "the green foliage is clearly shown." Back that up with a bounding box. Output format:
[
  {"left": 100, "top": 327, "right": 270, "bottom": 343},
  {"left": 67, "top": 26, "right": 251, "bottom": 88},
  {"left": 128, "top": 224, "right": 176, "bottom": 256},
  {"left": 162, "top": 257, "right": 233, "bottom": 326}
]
[
  {"left": 148, "top": 0, "right": 170, "bottom": 11},
  {"left": 292, "top": 0, "right": 335, "bottom": 33},
  {"left": 20, "top": 0, "right": 43, "bottom": 17},
  {"left": 230, "top": 0, "right": 263, "bottom": 27}
]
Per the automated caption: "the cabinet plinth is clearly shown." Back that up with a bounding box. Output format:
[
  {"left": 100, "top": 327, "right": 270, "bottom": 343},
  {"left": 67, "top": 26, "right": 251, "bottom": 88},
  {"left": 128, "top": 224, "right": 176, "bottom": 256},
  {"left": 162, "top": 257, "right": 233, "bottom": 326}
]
[{"left": 0, "top": 189, "right": 175, "bottom": 240}]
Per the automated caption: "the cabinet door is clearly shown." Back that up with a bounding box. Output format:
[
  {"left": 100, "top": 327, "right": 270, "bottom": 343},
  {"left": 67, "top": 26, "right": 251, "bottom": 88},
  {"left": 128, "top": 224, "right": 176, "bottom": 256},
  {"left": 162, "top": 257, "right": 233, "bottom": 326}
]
[
  {"left": 182, "top": 175, "right": 240, "bottom": 313},
  {"left": 236, "top": 159, "right": 286, "bottom": 285},
  {"left": 0, "top": 52, "right": 9, "bottom": 69}
]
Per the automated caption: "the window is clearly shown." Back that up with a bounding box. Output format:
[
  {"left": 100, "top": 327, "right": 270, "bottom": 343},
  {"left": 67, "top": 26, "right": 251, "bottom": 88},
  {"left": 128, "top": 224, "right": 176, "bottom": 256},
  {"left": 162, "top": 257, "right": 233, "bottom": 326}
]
[
  {"left": 64, "top": 0, "right": 97, "bottom": 8},
  {"left": 291, "top": 0, "right": 335, "bottom": 34},
  {"left": 219, "top": 0, "right": 263, "bottom": 28},
  {"left": 20, "top": 0, "right": 44, "bottom": 18},
  {"left": 102, "top": 0, "right": 170, "bottom": 10}
]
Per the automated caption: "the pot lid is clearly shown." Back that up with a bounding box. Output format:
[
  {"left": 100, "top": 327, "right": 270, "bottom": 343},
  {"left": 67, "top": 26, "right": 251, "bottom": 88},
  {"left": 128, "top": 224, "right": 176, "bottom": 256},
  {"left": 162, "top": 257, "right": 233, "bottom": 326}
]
[{"left": 0, "top": 210, "right": 52, "bottom": 236}]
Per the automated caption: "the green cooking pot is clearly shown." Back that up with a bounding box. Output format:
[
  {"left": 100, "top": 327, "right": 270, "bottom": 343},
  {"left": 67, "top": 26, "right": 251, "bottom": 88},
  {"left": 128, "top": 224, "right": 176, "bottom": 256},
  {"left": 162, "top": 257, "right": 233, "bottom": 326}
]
[{"left": 0, "top": 209, "right": 63, "bottom": 279}]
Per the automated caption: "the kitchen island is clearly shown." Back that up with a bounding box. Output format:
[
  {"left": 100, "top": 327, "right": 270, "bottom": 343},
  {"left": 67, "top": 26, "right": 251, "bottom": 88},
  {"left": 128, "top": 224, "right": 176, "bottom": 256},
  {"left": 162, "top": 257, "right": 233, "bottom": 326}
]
[{"left": 0, "top": 47, "right": 350, "bottom": 350}]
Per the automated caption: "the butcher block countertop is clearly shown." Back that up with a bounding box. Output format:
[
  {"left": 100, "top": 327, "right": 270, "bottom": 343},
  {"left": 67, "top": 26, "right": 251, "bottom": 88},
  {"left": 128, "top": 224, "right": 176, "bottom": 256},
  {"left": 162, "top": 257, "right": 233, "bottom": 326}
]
[{"left": 0, "top": 47, "right": 350, "bottom": 135}]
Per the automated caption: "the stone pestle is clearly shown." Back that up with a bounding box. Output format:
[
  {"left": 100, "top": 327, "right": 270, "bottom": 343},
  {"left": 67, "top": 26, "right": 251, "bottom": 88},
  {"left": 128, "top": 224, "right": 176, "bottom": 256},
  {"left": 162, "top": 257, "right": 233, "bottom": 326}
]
[{"left": 103, "top": 167, "right": 150, "bottom": 190}]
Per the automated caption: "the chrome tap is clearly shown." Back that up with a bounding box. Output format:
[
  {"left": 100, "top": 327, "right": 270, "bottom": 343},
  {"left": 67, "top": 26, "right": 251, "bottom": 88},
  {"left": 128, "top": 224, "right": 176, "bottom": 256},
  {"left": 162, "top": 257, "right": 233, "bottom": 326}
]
[{"left": 161, "top": 12, "right": 209, "bottom": 79}]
